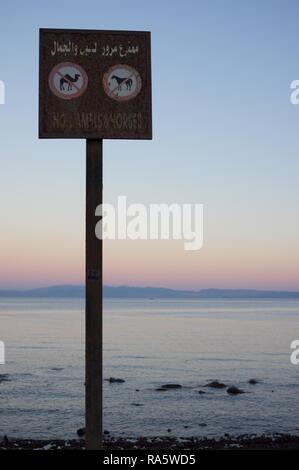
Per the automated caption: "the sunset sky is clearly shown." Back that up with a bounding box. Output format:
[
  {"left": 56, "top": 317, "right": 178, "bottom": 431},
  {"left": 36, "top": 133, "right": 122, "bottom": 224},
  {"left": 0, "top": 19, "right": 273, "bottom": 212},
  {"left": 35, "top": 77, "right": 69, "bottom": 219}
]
[{"left": 0, "top": 0, "right": 299, "bottom": 290}]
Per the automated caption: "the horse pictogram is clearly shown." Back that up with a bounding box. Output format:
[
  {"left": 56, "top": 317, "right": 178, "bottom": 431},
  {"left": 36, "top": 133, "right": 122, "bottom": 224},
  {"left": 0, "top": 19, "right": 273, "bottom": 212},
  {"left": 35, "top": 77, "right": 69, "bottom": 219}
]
[
  {"left": 110, "top": 75, "right": 133, "bottom": 92},
  {"left": 103, "top": 65, "right": 142, "bottom": 101}
]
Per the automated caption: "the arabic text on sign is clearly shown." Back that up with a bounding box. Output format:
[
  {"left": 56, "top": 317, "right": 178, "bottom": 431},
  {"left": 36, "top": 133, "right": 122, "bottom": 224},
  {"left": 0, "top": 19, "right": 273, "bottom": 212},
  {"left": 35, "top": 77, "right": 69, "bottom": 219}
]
[{"left": 51, "top": 41, "right": 139, "bottom": 57}]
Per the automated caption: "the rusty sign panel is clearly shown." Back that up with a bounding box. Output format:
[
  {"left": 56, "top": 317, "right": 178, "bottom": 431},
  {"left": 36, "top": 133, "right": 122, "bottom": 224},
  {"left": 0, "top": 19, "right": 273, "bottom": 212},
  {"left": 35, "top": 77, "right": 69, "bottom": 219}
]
[{"left": 39, "top": 29, "right": 152, "bottom": 139}]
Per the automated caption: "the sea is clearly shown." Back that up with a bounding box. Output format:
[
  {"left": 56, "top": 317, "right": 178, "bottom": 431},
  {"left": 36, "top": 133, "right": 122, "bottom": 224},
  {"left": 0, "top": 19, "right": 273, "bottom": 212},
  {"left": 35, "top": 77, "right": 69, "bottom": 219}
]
[{"left": 0, "top": 298, "right": 299, "bottom": 439}]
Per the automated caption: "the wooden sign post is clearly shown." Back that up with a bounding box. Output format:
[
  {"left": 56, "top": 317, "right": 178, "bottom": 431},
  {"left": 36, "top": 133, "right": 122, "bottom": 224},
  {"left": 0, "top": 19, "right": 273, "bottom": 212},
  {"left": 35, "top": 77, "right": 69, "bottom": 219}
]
[
  {"left": 39, "top": 28, "right": 152, "bottom": 450},
  {"left": 85, "top": 139, "right": 103, "bottom": 449}
]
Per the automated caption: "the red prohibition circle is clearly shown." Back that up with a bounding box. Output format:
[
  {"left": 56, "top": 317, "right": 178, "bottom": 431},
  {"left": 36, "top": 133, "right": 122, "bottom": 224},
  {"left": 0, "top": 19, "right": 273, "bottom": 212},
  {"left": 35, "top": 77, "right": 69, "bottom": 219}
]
[
  {"left": 103, "top": 64, "right": 142, "bottom": 102},
  {"left": 48, "top": 62, "right": 88, "bottom": 100}
]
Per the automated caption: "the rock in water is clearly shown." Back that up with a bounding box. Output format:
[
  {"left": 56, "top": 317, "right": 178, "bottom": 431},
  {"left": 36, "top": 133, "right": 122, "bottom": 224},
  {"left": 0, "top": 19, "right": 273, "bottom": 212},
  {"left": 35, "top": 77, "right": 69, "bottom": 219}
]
[
  {"left": 160, "top": 384, "right": 182, "bottom": 389},
  {"left": 205, "top": 380, "right": 226, "bottom": 389},
  {"left": 0, "top": 374, "right": 10, "bottom": 383},
  {"left": 227, "top": 386, "right": 245, "bottom": 395},
  {"left": 248, "top": 379, "right": 258, "bottom": 385},
  {"left": 77, "top": 428, "right": 85, "bottom": 437},
  {"left": 108, "top": 377, "right": 125, "bottom": 383}
]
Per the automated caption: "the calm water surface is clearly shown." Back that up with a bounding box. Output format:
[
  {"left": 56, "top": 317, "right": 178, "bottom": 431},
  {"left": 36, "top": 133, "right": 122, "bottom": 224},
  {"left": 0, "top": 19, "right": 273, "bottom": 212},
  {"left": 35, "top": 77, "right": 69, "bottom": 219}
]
[{"left": 0, "top": 298, "right": 299, "bottom": 439}]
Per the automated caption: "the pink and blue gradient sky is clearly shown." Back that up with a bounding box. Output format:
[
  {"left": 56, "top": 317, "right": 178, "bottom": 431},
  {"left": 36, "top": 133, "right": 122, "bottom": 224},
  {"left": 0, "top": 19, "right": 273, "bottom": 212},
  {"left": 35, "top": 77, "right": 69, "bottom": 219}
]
[{"left": 0, "top": 0, "right": 299, "bottom": 290}]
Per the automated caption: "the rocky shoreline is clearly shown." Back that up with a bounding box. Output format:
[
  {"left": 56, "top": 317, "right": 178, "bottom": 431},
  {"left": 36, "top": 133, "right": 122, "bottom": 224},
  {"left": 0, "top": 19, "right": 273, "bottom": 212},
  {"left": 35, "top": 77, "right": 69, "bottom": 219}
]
[
  {"left": 1, "top": 377, "right": 294, "bottom": 450},
  {"left": 1, "top": 434, "right": 299, "bottom": 450}
]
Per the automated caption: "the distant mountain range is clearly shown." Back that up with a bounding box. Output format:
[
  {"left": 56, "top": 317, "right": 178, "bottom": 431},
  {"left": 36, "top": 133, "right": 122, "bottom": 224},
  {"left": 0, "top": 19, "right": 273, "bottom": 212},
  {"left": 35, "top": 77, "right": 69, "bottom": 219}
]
[{"left": 0, "top": 285, "right": 299, "bottom": 299}]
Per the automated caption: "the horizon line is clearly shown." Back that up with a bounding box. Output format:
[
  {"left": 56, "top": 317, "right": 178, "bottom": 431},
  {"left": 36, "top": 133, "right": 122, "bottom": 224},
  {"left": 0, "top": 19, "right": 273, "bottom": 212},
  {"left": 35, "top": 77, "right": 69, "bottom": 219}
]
[{"left": 1, "top": 284, "right": 299, "bottom": 294}]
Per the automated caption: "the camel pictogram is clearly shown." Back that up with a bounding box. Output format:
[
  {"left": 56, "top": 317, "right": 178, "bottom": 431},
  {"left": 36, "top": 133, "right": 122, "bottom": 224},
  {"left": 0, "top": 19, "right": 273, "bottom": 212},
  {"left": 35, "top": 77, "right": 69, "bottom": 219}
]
[{"left": 60, "top": 73, "right": 81, "bottom": 91}]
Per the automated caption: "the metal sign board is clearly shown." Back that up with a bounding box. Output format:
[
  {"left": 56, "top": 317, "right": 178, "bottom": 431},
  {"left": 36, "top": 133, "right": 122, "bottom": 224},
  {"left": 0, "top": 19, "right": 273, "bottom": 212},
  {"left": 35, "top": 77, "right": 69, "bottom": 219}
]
[{"left": 39, "top": 29, "right": 152, "bottom": 139}]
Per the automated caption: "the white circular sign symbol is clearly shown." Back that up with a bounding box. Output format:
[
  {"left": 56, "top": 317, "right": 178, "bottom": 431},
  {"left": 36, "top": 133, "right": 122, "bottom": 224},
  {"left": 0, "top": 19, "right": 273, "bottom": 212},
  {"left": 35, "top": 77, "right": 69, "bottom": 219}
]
[
  {"left": 49, "top": 62, "right": 88, "bottom": 100},
  {"left": 103, "top": 64, "right": 142, "bottom": 101}
]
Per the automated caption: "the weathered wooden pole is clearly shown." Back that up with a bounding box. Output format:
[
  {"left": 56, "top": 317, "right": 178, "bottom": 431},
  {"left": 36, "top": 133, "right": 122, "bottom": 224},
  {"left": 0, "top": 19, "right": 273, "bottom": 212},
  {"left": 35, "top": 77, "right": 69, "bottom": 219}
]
[{"left": 85, "top": 139, "right": 103, "bottom": 450}]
